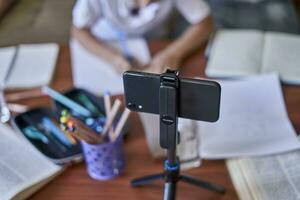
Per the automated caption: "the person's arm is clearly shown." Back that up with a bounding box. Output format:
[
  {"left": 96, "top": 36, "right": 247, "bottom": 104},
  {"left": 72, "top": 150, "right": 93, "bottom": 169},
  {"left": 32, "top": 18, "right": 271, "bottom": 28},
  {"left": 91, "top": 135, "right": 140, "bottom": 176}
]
[
  {"left": 147, "top": 15, "right": 213, "bottom": 73},
  {"left": 71, "top": 25, "right": 131, "bottom": 74}
]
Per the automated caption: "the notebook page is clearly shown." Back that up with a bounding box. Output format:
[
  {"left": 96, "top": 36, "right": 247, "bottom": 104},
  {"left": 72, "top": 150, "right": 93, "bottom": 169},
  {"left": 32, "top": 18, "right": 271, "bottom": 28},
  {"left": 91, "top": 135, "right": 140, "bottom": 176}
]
[
  {"left": 0, "top": 47, "right": 16, "bottom": 87},
  {"left": 262, "top": 32, "right": 300, "bottom": 85},
  {"left": 198, "top": 74, "right": 300, "bottom": 159},
  {"left": 206, "top": 30, "right": 264, "bottom": 77},
  {"left": 5, "top": 43, "right": 59, "bottom": 89},
  {"left": 71, "top": 38, "right": 151, "bottom": 95},
  {"left": 0, "top": 124, "right": 62, "bottom": 200}
]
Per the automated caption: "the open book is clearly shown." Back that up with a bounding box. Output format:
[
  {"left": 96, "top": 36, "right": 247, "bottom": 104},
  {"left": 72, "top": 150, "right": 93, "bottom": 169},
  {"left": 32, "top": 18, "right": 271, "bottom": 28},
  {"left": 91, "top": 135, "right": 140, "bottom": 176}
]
[
  {"left": 0, "top": 43, "right": 59, "bottom": 89},
  {"left": 0, "top": 124, "right": 62, "bottom": 200},
  {"left": 206, "top": 30, "right": 300, "bottom": 85},
  {"left": 226, "top": 137, "right": 300, "bottom": 200}
]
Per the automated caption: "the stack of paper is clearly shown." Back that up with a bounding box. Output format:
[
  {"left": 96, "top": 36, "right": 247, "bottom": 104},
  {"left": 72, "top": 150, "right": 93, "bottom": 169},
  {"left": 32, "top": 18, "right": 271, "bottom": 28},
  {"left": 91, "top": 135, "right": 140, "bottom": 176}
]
[
  {"left": 0, "top": 43, "right": 59, "bottom": 89},
  {"left": 199, "top": 73, "right": 300, "bottom": 158}
]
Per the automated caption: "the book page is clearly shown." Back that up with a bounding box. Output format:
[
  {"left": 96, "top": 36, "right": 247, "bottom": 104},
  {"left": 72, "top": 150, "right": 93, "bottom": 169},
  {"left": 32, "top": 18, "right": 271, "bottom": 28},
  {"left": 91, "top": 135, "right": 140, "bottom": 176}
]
[
  {"left": 226, "top": 160, "right": 254, "bottom": 200},
  {"left": 71, "top": 38, "right": 151, "bottom": 95},
  {"left": 235, "top": 149, "right": 300, "bottom": 200},
  {"left": 0, "top": 124, "right": 62, "bottom": 200},
  {"left": 198, "top": 74, "right": 300, "bottom": 159},
  {"left": 5, "top": 43, "right": 59, "bottom": 89},
  {"left": 262, "top": 32, "right": 300, "bottom": 85},
  {"left": 206, "top": 29, "right": 264, "bottom": 77}
]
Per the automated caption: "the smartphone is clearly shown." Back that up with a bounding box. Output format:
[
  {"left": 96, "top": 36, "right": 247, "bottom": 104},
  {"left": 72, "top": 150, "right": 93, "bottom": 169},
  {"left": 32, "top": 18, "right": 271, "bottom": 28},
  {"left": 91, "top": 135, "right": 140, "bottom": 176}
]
[{"left": 123, "top": 71, "right": 221, "bottom": 122}]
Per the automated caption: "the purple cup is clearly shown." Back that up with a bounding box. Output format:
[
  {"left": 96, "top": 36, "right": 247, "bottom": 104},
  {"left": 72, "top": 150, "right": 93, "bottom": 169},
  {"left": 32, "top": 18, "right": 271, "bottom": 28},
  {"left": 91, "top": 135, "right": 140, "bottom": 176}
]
[{"left": 81, "top": 137, "right": 125, "bottom": 181}]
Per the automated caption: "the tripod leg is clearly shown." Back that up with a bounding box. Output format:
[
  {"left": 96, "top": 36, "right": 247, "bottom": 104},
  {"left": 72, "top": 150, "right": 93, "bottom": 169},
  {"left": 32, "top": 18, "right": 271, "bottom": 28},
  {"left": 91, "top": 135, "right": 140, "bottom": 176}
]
[
  {"left": 164, "top": 182, "right": 176, "bottom": 200},
  {"left": 131, "top": 173, "right": 164, "bottom": 187},
  {"left": 180, "top": 175, "right": 226, "bottom": 194}
]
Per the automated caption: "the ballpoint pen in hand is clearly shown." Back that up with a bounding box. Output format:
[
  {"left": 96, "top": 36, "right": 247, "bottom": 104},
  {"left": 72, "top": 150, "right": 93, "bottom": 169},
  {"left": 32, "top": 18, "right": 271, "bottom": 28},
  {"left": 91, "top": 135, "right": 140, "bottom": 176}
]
[{"left": 0, "top": 46, "right": 18, "bottom": 123}]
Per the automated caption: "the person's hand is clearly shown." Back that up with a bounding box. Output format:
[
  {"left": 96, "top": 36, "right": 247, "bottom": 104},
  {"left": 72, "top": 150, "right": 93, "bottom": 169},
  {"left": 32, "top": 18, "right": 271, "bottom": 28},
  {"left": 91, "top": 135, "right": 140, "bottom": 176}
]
[
  {"left": 145, "top": 50, "right": 181, "bottom": 74},
  {"left": 112, "top": 55, "right": 132, "bottom": 74}
]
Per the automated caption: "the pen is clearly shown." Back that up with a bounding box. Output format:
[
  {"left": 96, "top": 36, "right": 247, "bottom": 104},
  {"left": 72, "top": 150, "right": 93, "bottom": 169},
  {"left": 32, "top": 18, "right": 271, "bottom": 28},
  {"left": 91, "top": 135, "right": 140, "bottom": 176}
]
[
  {"left": 77, "top": 93, "right": 101, "bottom": 116},
  {"left": 42, "top": 117, "right": 72, "bottom": 147},
  {"left": 23, "top": 126, "right": 49, "bottom": 144},
  {"left": 42, "top": 86, "right": 91, "bottom": 117}
]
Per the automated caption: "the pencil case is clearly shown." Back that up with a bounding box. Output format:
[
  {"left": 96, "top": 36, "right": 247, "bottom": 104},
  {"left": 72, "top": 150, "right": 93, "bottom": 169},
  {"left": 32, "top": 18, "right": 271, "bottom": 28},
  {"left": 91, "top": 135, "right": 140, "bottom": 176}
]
[{"left": 13, "top": 88, "right": 128, "bottom": 165}]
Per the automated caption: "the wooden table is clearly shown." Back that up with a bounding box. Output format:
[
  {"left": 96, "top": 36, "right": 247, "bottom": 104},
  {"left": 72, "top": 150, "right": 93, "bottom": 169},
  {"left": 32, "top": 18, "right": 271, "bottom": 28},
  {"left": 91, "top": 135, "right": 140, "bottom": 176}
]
[{"left": 16, "top": 41, "right": 300, "bottom": 200}]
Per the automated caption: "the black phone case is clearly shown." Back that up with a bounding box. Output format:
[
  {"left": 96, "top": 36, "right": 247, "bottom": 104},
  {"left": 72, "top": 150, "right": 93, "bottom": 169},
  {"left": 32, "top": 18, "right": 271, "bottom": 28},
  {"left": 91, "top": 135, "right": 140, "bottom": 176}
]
[{"left": 123, "top": 71, "right": 221, "bottom": 122}]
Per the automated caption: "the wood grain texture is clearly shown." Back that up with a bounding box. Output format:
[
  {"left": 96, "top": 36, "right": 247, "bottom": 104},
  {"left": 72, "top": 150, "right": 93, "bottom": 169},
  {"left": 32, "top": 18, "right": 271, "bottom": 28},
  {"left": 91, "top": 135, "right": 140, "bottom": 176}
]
[{"left": 17, "top": 41, "right": 299, "bottom": 200}]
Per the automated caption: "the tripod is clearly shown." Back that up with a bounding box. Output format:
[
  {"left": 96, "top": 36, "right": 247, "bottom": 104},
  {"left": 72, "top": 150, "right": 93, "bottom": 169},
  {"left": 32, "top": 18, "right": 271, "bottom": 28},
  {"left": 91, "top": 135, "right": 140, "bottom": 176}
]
[{"left": 131, "top": 70, "right": 225, "bottom": 200}]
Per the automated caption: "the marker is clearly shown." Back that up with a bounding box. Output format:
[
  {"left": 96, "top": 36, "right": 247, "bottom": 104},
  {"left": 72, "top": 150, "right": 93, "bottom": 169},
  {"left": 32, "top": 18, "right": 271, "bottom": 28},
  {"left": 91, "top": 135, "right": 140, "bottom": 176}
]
[
  {"left": 42, "top": 117, "right": 72, "bottom": 147},
  {"left": 23, "top": 126, "right": 49, "bottom": 144},
  {"left": 77, "top": 93, "right": 101, "bottom": 115},
  {"left": 42, "top": 86, "right": 91, "bottom": 117}
]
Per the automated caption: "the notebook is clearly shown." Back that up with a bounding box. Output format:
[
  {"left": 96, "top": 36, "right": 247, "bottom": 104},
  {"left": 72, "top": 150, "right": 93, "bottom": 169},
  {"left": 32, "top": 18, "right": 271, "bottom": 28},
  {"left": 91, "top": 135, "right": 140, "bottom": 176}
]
[
  {"left": 0, "top": 124, "right": 62, "bottom": 200},
  {"left": 206, "top": 30, "right": 300, "bottom": 85},
  {"left": 71, "top": 38, "right": 151, "bottom": 95},
  {"left": 0, "top": 43, "right": 59, "bottom": 89}
]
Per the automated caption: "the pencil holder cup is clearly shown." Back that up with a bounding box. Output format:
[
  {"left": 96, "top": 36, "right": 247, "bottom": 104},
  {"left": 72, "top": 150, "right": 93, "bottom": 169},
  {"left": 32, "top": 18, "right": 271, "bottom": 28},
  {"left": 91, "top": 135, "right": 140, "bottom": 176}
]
[{"left": 81, "top": 136, "right": 125, "bottom": 181}]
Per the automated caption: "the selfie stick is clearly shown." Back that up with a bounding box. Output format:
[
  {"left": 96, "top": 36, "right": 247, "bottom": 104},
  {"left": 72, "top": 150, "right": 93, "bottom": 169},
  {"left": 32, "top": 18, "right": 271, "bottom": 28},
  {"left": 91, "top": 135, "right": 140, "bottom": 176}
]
[{"left": 130, "top": 69, "right": 225, "bottom": 200}]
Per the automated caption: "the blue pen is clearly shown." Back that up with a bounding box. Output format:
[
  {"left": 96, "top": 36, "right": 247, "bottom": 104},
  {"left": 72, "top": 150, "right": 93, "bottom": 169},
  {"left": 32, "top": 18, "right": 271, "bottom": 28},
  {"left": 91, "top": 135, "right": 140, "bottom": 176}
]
[
  {"left": 23, "top": 126, "right": 49, "bottom": 144},
  {"left": 42, "top": 117, "right": 72, "bottom": 147},
  {"left": 117, "top": 31, "right": 134, "bottom": 62}
]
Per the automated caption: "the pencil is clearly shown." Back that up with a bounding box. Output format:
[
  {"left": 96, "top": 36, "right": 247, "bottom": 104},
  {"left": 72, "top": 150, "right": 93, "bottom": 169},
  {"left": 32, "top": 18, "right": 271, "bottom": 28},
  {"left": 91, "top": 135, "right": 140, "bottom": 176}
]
[
  {"left": 69, "top": 116, "right": 102, "bottom": 143},
  {"left": 101, "top": 99, "right": 121, "bottom": 139},
  {"left": 104, "top": 92, "right": 115, "bottom": 138},
  {"left": 104, "top": 91, "right": 111, "bottom": 116},
  {"left": 111, "top": 108, "right": 131, "bottom": 142}
]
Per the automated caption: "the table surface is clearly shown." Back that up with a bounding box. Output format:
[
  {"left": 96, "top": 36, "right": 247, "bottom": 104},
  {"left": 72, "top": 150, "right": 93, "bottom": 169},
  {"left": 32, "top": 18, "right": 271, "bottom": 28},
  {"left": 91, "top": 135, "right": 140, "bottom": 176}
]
[{"left": 15, "top": 41, "right": 300, "bottom": 200}]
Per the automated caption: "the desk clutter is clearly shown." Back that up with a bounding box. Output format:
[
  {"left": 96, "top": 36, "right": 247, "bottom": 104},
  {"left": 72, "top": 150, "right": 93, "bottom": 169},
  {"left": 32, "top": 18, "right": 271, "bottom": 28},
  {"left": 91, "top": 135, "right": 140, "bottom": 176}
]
[
  {"left": 0, "top": 87, "right": 130, "bottom": 199},
  {"left": 141, "top": 74, "right": 300, "bottom": 165}
]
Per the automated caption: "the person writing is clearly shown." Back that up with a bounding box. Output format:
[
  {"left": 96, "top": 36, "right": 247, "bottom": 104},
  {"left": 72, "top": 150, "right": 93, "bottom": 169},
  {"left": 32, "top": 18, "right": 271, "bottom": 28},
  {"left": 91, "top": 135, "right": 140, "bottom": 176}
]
[{"left": 71, "top": 0, "right": 213, "bottom": 75}]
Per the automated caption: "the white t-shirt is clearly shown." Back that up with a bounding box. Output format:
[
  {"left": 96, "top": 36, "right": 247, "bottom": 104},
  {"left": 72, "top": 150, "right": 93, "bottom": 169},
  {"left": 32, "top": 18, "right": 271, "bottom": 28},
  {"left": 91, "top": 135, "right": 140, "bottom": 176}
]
[{"left": 72, "top": 0, "right": 211, "bottom": 40}]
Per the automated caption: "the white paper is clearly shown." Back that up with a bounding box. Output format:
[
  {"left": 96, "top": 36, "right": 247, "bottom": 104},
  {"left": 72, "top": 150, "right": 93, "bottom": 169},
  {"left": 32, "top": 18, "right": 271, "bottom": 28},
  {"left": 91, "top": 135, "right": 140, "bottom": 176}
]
[
  {"left": 262, "top": 32, "right": 300, "bottom": 85},
  {"left": 0, "top": 47, "right": 16, "bottom": 86},
  {"left": 199, "top": 74, "right": 300, "bottom": 159},
  {"left": 139, "top": 113, "right": 201, "bottom": 170},
  {"left": 71, "top": 38, "right": 151, "bottom": 95},
  {"left": 0, "top": 124, "right": 61, "bottom": 200},
  {"left": 206, "top": 29, "right": 264, "bottom": 77},
  {"left": 1, "top": 43, "right": 59, "bottom": 89}
]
